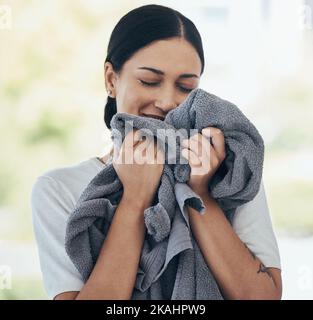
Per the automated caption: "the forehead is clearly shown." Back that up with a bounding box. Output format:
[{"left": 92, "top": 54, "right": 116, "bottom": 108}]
[{"left": 124, "top": 38, "right": 202, "bottom": 77}]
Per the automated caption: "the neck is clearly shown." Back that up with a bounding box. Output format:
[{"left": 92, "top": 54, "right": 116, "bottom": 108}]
[{"left": 99, "top": 147, "right": 114, "bottom": 164}]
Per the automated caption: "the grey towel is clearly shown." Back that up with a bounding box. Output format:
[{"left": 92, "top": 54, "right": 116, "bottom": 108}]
[{"left": 65, "top": 88, "right": 264, "bottom": 300}]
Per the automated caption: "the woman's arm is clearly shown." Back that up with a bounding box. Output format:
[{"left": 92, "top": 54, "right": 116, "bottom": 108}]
[
  {"left": 76, "top": 192, "right": 147, "bottom": 300},
  {"left": 56, "top": 192, "right": 147, "bottom": 300},
  {"left": 187, "top": 190, "right": 282, "bottom": 300},
  {"left": 56, "top": 130, "right": 164, "bottom": 300}
]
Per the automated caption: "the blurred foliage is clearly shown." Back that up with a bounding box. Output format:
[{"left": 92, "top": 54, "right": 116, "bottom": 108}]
[
  {"left": 269, "top": 180, "right": 313, "bottom": 235},
  {"left": 0, "top": 168, "right": 16, "bottom": 206},
  {"left": 0, "top": 278, "right": 47, "bottom": 300},
  {"left": 268, "top": 127, "right": 313, "bottom": 152},
  {"left": 23, "top": 109, "right": 78, "bottom": 146}
]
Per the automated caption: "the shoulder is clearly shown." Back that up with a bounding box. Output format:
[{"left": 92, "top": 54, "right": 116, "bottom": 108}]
[
  {"left": 232, "top": 179, "right": 282, "bottom": 270},
  {"left": 30, "top": 157, "right": 105, "bottom": 299},
  {"left": 233, "top": 179, "right": 272, "bottom": 226},
  {"left": 33, "top": 156, "right": 104, "bottom": 189},
  {"left": 31, "top": 157, "right": 105, "bottom": 211}
]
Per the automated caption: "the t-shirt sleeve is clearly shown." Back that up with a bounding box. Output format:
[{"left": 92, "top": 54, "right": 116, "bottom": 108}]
[
  {"left": 31, "top": 175, "right": 85, "bottom": 299},
  {"left": 232, "top": 179, "right": 282, "bottom": 270}
]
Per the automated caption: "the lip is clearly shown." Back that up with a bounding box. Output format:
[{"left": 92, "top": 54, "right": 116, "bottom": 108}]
[{"left": 142, "top": 113, "right": 165, "bottom": 121}]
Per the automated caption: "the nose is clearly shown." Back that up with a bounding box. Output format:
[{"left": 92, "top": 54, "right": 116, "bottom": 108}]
[{"left": 154, "top": 91, "right": 178, "bottom": 114}]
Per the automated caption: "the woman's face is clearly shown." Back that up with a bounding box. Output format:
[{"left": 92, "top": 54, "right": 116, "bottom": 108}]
[{"left": 104, "top": 37, "right": 202, "bottom": 120}]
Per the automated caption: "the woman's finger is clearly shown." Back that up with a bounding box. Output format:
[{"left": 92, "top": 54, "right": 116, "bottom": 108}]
[
  {"left": 134, "top": 134, "right": 153, "bottom": 164},
  {"left": 201, "top": 127, "right": 226, "bottom": 161},
  {"left": 155, "top": 138, "right": 165, "bottom": 164},
  {"left": 181, "top": 147, "right": 201, "bottom": 166},
  {"left": 182, "top": 135, "right": 202, "bottom": 158},
  {"left": 190, "top": 133, "right": 212, "bottom": 160},
  {"left": 182, "top": 134, "right": 212, "bottom": 165},
  {"left": 124, "top": 129, "right": 145, "bottom": 147}
]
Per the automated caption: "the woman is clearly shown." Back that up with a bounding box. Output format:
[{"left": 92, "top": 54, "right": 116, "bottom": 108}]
[{"left": 31, "top": 4, "right": 282, "bottom": 300}]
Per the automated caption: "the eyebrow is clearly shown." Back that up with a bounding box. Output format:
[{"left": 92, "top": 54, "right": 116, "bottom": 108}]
[{"left": 137, "top": 66, "right": 199, "bottom": 79}]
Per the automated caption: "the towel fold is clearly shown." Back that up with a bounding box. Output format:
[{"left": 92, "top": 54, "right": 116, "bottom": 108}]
[{"left": 65, "top": 88, "right": 264, "bottom": 300}]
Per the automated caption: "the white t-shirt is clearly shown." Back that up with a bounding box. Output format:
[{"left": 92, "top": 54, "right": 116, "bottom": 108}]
[{"left": 31, "top": 156, "right": 282, "bottom": 300}]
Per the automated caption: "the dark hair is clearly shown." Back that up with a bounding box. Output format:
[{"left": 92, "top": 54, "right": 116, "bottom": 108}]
[{"left": 104, "top": 4, "right": 205, "bottom": 129}]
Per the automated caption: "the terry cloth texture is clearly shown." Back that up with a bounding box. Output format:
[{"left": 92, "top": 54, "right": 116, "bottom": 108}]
[{"left": 65, "top": 88, "right": 264, "bottom": 300}]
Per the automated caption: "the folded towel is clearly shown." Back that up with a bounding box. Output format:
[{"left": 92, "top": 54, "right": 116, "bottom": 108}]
[{"left": 65, "top": 88, "right": 264, "bottom": 300}]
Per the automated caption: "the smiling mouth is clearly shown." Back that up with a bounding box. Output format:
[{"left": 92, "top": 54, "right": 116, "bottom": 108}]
[{"left": 142, "top": 114, "right": 165, "bottom": 121}]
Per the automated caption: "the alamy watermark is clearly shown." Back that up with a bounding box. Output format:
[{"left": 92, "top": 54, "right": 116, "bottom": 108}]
[
  {"left": 299, "top": 4, "right": 312, "bottom": 30},
  {"left": 297, "top": 264, "right": 313, "bottom": 291},
  {"left": 0, "top": 265, "right": 12, "bottom": 290},
  {"left": 0, "top": 5, "right": 12, "bottom": 30},
  {"left": 110, "top": 120, "right": 214, "bottom": 176}
]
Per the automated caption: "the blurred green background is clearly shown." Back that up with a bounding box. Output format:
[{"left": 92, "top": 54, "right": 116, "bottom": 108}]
[{"left": 0, "top": 0, "right": 312, "bottom": 299}]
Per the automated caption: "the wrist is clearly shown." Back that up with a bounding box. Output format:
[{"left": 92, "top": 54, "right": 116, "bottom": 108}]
[
  {"left": 122, "top": 190, "right": 151, "bottom": 211},
  {"left": 192, "top": 188, "right": 214, "bottom": 203}
]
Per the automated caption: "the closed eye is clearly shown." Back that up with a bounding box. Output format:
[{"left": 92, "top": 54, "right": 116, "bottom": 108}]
[
  {"left": 139, "top": 80, "right": 193, "bottom": 93},
  {"left": 140, "top": 80, "right": 159, "bottom": 86}
]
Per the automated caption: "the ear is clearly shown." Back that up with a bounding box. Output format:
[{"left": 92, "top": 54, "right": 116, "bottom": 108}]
[{"left": 104, "top": 61, "right": 117, "bottom": 96}]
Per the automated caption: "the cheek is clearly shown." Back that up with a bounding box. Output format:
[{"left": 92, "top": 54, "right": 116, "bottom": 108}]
[
  {"left": 115, "top": 82, "right": 136, "bottom": 111},
  {"left": 118, "top": 82, "right": 154, "bottom": 115}
]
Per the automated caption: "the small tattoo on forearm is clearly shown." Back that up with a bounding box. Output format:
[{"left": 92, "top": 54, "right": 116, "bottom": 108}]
[
  {"left": 244, "top": 244, "right": 272, "bottom": 279},
  {"left": 257, "top": 263, "right": 273, "bottom": 278},
  {"left": 244, "top": 244, "right": 272, "bottom": 278}
]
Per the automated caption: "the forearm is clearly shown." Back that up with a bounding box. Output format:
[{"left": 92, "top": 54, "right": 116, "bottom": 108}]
[
  {"left": 75, "top": 193, "right": 147, "bottom": 300},
  {"left": 187, "top": 191, "right": 279, "bottom": 300}
]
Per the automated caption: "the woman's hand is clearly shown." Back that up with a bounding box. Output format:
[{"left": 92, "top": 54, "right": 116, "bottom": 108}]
[
  {"left": 181, "top": 127, "right": 226, "bottom": 195},
  {"left": 113, "top": 129, "right": 165, "bottom": 210}
]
